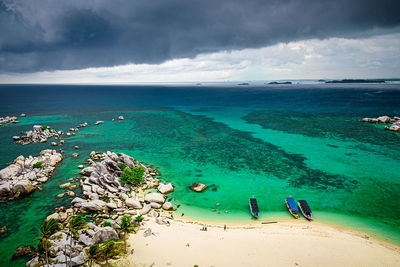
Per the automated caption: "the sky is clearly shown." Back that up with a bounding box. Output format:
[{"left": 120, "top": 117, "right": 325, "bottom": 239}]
[{"left": 0, "top": 0, "right": 399, "bottom": 83}]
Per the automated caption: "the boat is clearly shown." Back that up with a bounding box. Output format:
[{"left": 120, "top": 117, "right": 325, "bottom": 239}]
[
  {"left": 249, "top": 198, "right": 259, "bottom": 218},
  {"left": 285, "top": 197, "right": 299, "bottom": 218},
  {"left": 298, "top": 200, "right": 312, "bottom": 220}
]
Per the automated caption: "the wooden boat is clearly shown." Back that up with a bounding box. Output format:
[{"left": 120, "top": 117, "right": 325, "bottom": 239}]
[
  {"left": 285, "top": 197, "right": 299, "bottom": 218},
  {"left": 298, "top": 200, "right": 312, "bottom": 220},
  {"left": 249, "top": 198, "right": 259, "bottom": 218}
]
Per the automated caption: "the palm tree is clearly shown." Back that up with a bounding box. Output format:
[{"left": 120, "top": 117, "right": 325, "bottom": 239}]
[
  {"left": 67, "top": 215, "right": 86, "bottom": 266},
  {"left": 118, "top": 216, "right": 136, "bottom": 254},
  {"left": 99, "top": 240, "right": 118, "bottom": 267},
  {"left": 33, "top": 218, "right": 60, "bottom": 267},
  {"left": 87, "top": 244, "right": 99, "bottom": 267}
]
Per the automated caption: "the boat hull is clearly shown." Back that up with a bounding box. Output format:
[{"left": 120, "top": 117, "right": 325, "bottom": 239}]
[
  {"left": 285, "top": 199, "right": 299, "bottom": 218},
  {"left": 249, "top": 198, "right": 259, "bottom": 218},
  {"left": 298, "top": 201, "right": 312, "bottom": 221}
]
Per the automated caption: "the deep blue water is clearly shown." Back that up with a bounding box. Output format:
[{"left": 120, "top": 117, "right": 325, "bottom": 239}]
[{"left": 1, "top": 84, "right": 400, "bottom": 116}]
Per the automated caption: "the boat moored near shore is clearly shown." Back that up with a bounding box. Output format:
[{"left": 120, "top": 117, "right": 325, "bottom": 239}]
[
  {"left": 298, "top": 200, "right": 312, "bottom": 220},
  {"left": 285, "top": 196, "right": 299, "bottom": 218},
  {"left": 249, "top": 198, "right": 259, "bottom": 218}
]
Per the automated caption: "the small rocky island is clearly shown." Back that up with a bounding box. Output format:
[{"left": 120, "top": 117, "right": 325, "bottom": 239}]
[
  {"left": 0, "top": 149, "right": 63, "bottom": 201},
  {"left": 360, "top": 116, "right": 400, "bottom": 132},
  {"left": 326, "top": 79, "right": 385, "bottom": 83},
  {"left": 268, "top": 81, "right": 292, "bottom": 85},
  {"left": 0, "top": 115, "right": 19, "bottom": 126},
  {"left": 25, "top": 151, "right": 176, "bottom": 267},
  {"left": 13, "top": 125, "right": 64, "bottom": 145}
]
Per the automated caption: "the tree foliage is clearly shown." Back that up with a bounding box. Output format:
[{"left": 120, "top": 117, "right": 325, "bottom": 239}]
[
  {"left": 120, "top": 166, "right": 145, "bottom": 186},
  {"left": 33, "top": 218, "right": 60, "bottom": 267},
  {"left": 98, "top": 240, "right": 120, "bottom": 267},
  {"left": 68, "top": 215, "right": 87, "bottom": 237},
  {"left": 118, "top": 216, "right": 136, "bottom": 253}
]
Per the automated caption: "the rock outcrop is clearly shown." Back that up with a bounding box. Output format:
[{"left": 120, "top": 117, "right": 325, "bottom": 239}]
[
  {"left": 360, "top": 115, "right": 400, "bottom": 132},
  {"left": 158, "top": 183, "right": 174, "bottom": 194},
  {"left": 0, "top": 149, "right": 63, "bottom": 200},
  {"left": 28, "top": 151, "right": 176, "bottom": 267},
  {"left": 144, "top": 192, "right": 166, "bottom": 204},
  {"left": 14, "top": 125, "right": 63, "bottom": 145},
  {"left": 0, "top": 116, "right": 18, "bottom": 126},
  {"left": 189, "top": 183, "right": 207, "bottom": 192},
  {"left": 385, "top": 120, "right": 400, "bottom": 132},
  {"left": 92, "top": 226, "right": 119, "bottom": 243}
]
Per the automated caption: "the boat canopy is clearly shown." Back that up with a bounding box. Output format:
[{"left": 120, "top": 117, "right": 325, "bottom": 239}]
[
  {"left": 287, "top": 197, "right": 298, "bottom": 212},
  {"left": 299, "top": 200, "right": 311, "bottom": 213},
  {"left": 250, "top": 198, "right": 259, "bottom": 213}
]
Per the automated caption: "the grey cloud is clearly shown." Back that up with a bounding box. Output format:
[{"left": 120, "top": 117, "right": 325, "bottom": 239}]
[{"left": 0, "top": 0, "right": 399, "bottom": 73}]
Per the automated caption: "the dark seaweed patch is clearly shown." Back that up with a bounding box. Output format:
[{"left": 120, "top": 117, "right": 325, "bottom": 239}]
[{"left": 127, "top": 110, "right": 357, "bottom": 191}]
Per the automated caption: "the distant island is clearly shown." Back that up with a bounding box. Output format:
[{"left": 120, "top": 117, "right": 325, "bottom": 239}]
[
  {"left": 268, "top": 81, "right": 292, "bottom": 84},
  {"left": 237, "top": 83, "right": 249, "bottom": 85},
  {"left": 325, "top": 79, "right": 385, "bottom": 84}
]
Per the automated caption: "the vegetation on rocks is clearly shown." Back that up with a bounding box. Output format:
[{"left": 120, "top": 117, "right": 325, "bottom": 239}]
[
  {"left": 33, "top": 218, "right": 60, "bottom": 267},
  {"left": 87, "top": 244, "right": 99, "bottom": 267},
  {"left": 33, "top": 161, "right": 44, "bottom": 169},
  {"left": 102, "top": 221, "right": 112, "bottom": 227},
  {"left": 68, "top": 215, "right": 87, "bottom": 264},
  {"left": 118, "top": 163, "right": 127, "bottom": 170},
  {"left": 120, "top": 166, "right": 145, "bottom": 186},
  {"left": 97, "top": 240, "right": 122, "bottom": 267}
]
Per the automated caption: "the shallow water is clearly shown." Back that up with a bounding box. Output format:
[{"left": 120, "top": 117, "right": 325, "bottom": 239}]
[{"left": 0, "top": 84, "right": 399, "bottom": 266}]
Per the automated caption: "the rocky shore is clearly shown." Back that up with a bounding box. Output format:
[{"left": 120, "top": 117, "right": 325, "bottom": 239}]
[
  {"left": 26, "top": 151, "right": 176, "bottom": 267},
  {"left": 360, "top": 115, "right": 400, "bottom": 132},
  {"left": 0, "top": 149, "right": 63, "bottom": 201}
]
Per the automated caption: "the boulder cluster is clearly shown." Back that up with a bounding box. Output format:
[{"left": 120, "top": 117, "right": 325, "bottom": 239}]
[
  {"left": 13, "top": 125, "right": 63, "bottom": 145},
  {"left": 76, "top": 151, "right": 174, "bottom": 215},
  {"left": 360, "top": 116, "right": 400, "bottom": 132},
  {"left": 29, "top": 151, "right": 175, "bottom": 266},
  {"left": 0, "top": 149, "right": 63, "bottom": 200},
  {"left": 0, "top": 115, "right": 19, "bottom": 126}
]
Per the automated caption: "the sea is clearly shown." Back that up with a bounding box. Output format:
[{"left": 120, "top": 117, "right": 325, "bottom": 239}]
[{"left": 0, "top": 83, "right": 399, "bottom": 266}]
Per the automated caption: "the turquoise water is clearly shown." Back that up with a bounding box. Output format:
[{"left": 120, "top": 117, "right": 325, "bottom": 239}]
[{"left": 0, "top": 85, "right": 400, "bottom": 266}]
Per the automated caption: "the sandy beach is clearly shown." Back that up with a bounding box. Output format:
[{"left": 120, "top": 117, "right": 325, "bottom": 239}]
[{"left": 121, "top": 218, "right": 400, "bottom": 267}]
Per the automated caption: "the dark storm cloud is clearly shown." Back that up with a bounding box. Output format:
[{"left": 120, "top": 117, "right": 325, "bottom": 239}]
[{"left": 0, "top": 0, "right": 399, "bottom": 73}]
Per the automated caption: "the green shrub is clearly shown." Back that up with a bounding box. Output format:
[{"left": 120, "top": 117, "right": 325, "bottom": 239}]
[
  {"left": 42, "top": 125, "right": 52, "bottom": 131},
  {"left": 33, "top": 161, "right": 43, "bottom": 168},
  {"left": 118, "top": 163, "right": 127, "bottom": 170},
  {"left": 135, "top": 216, "right": 144, "bottom": 223},
  {"left": 120, "top": 166, "right": 145, "bottom": 186},
  {"left": 102, "top": 220, "right": 112, "bottom": 227}
]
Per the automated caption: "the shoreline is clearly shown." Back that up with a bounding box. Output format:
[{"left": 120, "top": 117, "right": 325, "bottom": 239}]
[
  {"left": 121, "top": 216, "right": 400, "bottom": 267},
  {"left": 169, "top": 203, "right": 400, "bottom": 248},
  {"left": 171, "top": 214, "right": 400, "bottom": 251}
]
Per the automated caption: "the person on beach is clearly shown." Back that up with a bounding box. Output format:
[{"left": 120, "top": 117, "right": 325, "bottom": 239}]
[{"left": 224, "top": 225, "right": 227, "bottom": 231}]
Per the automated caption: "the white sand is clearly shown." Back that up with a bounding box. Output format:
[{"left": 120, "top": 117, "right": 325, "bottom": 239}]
[{"left": 122, "top": 219, "right": 400, "bottom": 267}]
